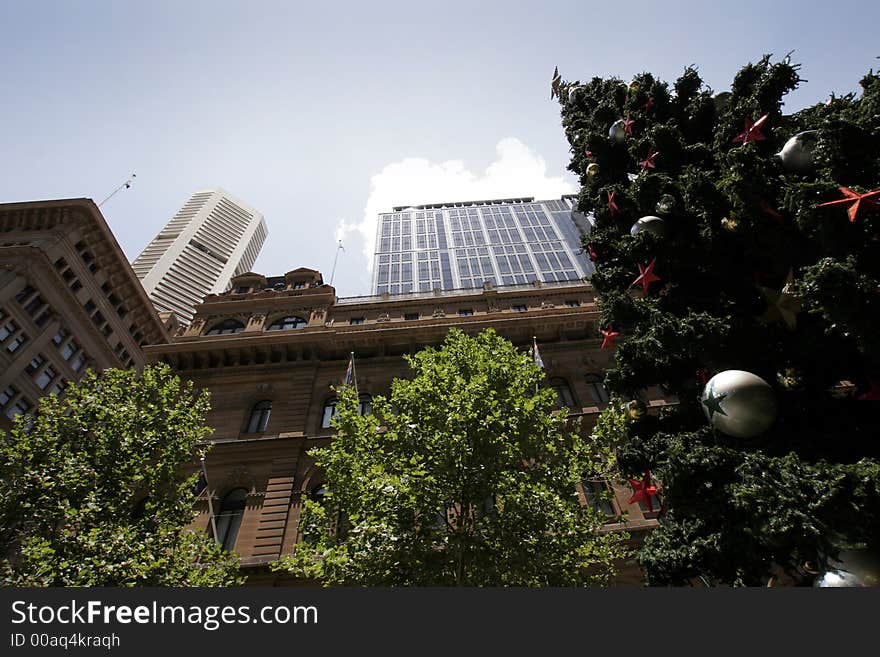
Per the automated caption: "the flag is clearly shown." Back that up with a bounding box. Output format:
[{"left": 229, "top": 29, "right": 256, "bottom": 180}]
[
  {"left": 344, "top": 353, "right": 355, "bottom": 386},
  {"left": 532, "top": 336, "right": 545, "bottom": 369},
  {"left": 192, "top": 468, "right": 208, "bottom": 497}
]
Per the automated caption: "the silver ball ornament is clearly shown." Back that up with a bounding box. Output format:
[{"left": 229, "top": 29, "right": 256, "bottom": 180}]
[
  {"left": 630, "top": 215, "right": 668, "bottom": 238},
  {"left": 814, "top": 568, "right": 865, "bottom": 588},
  {"left": 568, "top": 86, "right": 582, "bottom": 104},
  {"left": 701, "top": 370, "right": 777, "bottom": 438},
  {"left": 776, "top": 130, "right": 818, "bottom": 172},
  {"left": 608, "top": 119, "right": 627, "bottom": 142}
]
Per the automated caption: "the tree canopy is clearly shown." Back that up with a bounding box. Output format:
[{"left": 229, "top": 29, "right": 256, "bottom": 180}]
[
  {"left": 275, "top": 328, "right": 625, "bottom": 586},
  {"left": 0, "top": 363, "right": 242, "bottom": 586},
  {"left": 557, "top": 55, "right": 880, "bottom": 585}
]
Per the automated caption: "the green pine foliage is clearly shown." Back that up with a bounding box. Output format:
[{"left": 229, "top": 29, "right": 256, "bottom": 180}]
[
  {"left": 274, "top": 328, "right": 625, "bottom": 586},
  {"left": 0, "top": 364, "right": 242, "bottom": 586},
  {"left": 558, "top": 55, "right": 880, "bottom": 586}
]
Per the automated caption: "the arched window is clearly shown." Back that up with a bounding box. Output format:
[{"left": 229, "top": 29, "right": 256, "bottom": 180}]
[
  {"left": 310, "top": 483, "right": 328, "bottom": 504},
  {"left": 215, "top": 488, "right": 247, "bottom": 551},
  {"left": 206, "top": 319, "right": 245, "bottom": 335},
  {"left": 585, "top": 373, "right": 610, "bottom": 405},
  {"left": 549, "top": 377, "right": 575, "bottom": 408},
  {"left": 245, "top": 400, "right": 272, "bottom": 433},
  {"left": 267, "top": 316, "right": 307, "bottom": 331}
]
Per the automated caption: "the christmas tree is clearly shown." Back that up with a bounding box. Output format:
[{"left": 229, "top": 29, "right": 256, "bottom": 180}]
[{"left": 556, "top": 55, "right": 880, "bottom": 586}]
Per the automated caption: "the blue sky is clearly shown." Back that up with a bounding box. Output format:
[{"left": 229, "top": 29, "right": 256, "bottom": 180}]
[{"left": 1, "top": 1, "right": 877, "bottom": 296}]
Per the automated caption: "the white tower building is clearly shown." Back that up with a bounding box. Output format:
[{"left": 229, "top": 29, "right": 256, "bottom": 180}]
[{"left": 132, "top": 189, "right": 267, "bottom": 324}]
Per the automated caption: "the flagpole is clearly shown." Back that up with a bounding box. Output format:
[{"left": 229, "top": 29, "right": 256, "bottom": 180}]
[
  {"left": 350, "top": 351, "right": 358, "bottom": 397},
  {"left": 98, "top": 173, "right": 136, "bottom": 208},
  {"left": 329, "top": 240, "right": 344, "bottom": 286},
  {"left": 533, "top": 336, "right": 540, "bottom": 394},
  {"left": 201, "top": 456, "right": 219, "bottom": 541}
]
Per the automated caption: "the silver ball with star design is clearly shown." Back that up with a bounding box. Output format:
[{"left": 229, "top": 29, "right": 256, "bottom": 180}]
[
  {"left": 701, "top": 370, "right": 777, "bottom": 438},
  {"left": 776, "top": 130, "right": 819, "bottom": 173}
]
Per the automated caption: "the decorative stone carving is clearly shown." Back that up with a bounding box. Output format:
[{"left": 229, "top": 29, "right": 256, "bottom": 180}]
[
  {"left": 432, "top": 307, "right": 446, "bottom": 318},
  {"left": 541, "top": 300, "right": 555, "bottom": 309},
  {"left": 377, "top": 312, "right": 391, "bottom": 323}
]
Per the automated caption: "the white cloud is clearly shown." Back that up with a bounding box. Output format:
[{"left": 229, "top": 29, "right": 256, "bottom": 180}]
[{"left": 336, "top": 137, "right": 575, "bottom": 270}]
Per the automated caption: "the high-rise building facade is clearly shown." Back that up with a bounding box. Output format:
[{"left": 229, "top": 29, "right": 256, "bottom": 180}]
[
  {"left": 132, "top": 189, "right": 268, "bottom": 324},
  {"left": 371, "top": 196, "right": 593, "bottom": 295}
]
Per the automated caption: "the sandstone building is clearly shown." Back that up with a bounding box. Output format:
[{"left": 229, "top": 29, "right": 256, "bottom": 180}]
[
  {"left": 146, "top": 268, "right": 672, "bottom": 584},
  {"left": 0, "top": 198, "right": 168, "bottom": 431}
]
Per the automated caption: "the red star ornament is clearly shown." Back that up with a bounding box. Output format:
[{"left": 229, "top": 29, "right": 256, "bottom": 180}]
[
  {"left": 628, "top": 471, "right": 659, "bottom": 512},
  {"left": 639, "top": 151, "right": 659, "bottom": 172},
  {"left": 623, "top": 115, "right": 635, "bottom": 136},
  {"left": 643, "top": 96, "right": 654, "bottom": 111},
  {"left": 600, "top": 327, "right": 620, "bottom": 349},
  {"left": 587, "top": 244, "right": 599, "bottom": 262},
  {"left": 584, "top": 148, "right": 594, "bottom": 159},
  {"left": 759, "top": 199, "right": 783, "bottom": 222},
  {"left": 817, "top": 186, "right": 880, "bottom": 223},
  {"left": 631, "top": 258, "right": 661, "bottom": 293},
  {"left": 607, "top": 191, "right": 619, "bottom": 216},
  {"left": 732, "top": 113, "right": 769, "bottom": 144}
]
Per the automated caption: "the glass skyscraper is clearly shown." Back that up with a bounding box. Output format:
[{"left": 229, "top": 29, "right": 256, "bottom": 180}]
[{"left": 371, "top": 196, "right": 593, "bottom": 295}]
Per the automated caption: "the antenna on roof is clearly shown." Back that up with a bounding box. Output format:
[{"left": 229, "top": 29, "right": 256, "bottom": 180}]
[
  {"left": 98, "top": 173, "right": 136, "bottom": 208},
  {"left": 329, "top": 239, "right": 345, "bottom": 286}
]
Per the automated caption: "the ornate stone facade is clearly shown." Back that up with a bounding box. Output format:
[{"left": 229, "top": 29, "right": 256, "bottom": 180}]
[
  {"left": 148, "top": 268, "right": 675, "bottom": 584},
  {"left": 0, "top": 199, "right": 168, "bottom": 430}
]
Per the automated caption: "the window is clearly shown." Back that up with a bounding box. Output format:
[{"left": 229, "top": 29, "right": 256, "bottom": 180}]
[
  {"left": 15, "top": 285, "right": 35, "bottom": 304},
  {"left": 70, "top": 353, "right": 86, "bottom": 372},
  {"left": 52, "top": 328, "right": 68, "bottom": 345},
  {"left": 458, "top": 309, "right": 474, "bottom": 317},
  {"left": 6, "top": 398, "right": 31, "bottom": 421},
  {"left": 582, "top": 480, "right": 616, "bottom": 517},
  {"left": 206, "top": 319, "right": 245, "bottom": 335},
  {"left": 267, "top": 316, "right": 307, "bottom": 331},
  {"left": 293, "top": 282, "right": 307, "bottom": 290},
  {"left": 350, "top": 317, "right": 365, "bottom": 325},
  {"left": 565, "top": 299, "right": 581, "bottom": 308},
  {"left": 35, "top": 365, "right": 57, "bottom": 390},
  {"left": 584, "top": 373, "right": 610, "bottom": 405},
  {"left": 512, "top": 304, "right": 527, "bottom": 313},
  {"left": 322, "top": 395, "right": 371, "bottom": 429},
  {"left": 0, "top": 385, "right": 16, "bottom": 406},
  {"left": 358, "top": 394, "right": 372, "bottom": 416},
  {"left": 25, "top": 354, "right": 45, "bottom": 375},
  {"left": 0, "top": 319, "right": 18, "bottom": 342},
  {"left": 236, "top": 286, "right": 250, "bottom": 294},
  {"left": 60, "top": 339, "right": 78, "bottom": 361},
  {"left": 404, "top": 313, "right": 420, "bottom": 321},
  {"left": 214, "top": 488, "right": 247, "bottom": 551},
  {"left": 49, "top": 378, "right": 68, "bottom": 396},
  {"left": 245, "top": 400, "right": 272, "bottom": 433},
  {"left": 6, "top": 333, "right": 27, "bottom": 353},
  {"left": 549, "top": 377, "right": 575, "bottom": 408},
  {"left": 321, "top": 398, "right": 338, "bottom": 429}
]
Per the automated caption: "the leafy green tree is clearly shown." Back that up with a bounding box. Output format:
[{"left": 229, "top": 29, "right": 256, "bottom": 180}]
[
  {"left": 557, "top": 56, "right": 880, "bottom": 585},
  {"left": 275, "top": 328, "right": 625, "bottom": 585},
  {"left": 0, "top": 364, "right": 242, "bottom": 586}
]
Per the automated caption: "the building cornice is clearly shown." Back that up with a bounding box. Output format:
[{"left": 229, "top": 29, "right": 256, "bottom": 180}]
[{"left": 0, "top": 198, "right": 168, "bottom": 347}]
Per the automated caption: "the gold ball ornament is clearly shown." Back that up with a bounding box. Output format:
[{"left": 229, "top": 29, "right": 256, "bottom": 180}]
[
  {"left": 625, "top": 399, "right": 647, "bottom": 420},
  {"left": 721, "top": 216, "right": 740, "bottom": 232},
  {"left": 586, "top": 163, "right": 600, "bottom": 178}
]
